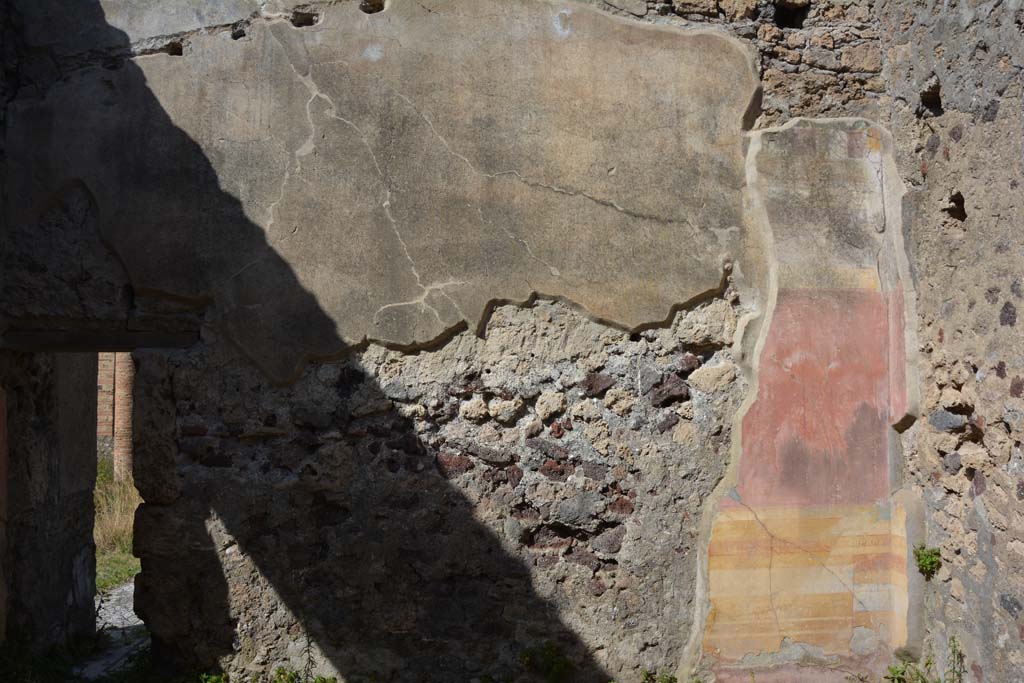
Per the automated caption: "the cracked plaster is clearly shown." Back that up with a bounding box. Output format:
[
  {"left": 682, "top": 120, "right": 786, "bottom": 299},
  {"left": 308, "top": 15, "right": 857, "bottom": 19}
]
[
  {"left": 1, "top": 1, "right": 940, "bottom": 678},
  {"left": 5, "top": 0, "right": 760, "bottom": 383}
]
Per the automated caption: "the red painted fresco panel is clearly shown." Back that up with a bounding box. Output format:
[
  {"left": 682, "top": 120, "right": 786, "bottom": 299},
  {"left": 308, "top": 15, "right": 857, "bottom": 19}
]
[{"left": 731, "top": 288, "right": 896, "bottom": 507}]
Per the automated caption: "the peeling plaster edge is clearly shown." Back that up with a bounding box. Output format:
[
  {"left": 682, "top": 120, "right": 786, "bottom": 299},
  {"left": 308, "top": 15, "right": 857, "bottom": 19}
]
[
  {"left": 224, "top": 270, "right": 734, "bottom": 387},
  {"left": 260, "top": 12, "right": 756, "bottom": 384},
  {"left": 874, "top": 119, "right": 926, "bottom": 659},
  {"left": 74, "top": 0, "right": 763, "bottom": 388},
  {"left": 877, "top": 123, "right": 922, "bottom": 431},
  {"left": 678, "top": 118, "right": 780, "bottom": 680}
]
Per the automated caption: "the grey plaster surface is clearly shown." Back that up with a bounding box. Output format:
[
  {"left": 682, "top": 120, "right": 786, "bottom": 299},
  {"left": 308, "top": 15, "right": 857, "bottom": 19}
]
[{"left": 7, "top": 0, "right": 759, "bottom": 382}]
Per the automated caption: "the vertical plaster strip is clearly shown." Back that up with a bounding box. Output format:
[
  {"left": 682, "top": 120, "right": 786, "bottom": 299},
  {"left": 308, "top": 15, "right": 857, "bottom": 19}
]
[{"left": 679, "top": 124, "right": 780, "bottom": 678}]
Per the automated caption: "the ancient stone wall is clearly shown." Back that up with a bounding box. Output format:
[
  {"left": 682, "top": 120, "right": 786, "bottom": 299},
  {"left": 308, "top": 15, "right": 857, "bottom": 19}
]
[
  {"left": 878, "top": 3, "right": 1024, "bottom": 681},
  {"left": 0, "top": 352, "right": 97, "bottom": 646},
  {"left": 1, "top": 0, "right": 1023, "bottom": 680},
  {"left": 134, "top": 296, "right": 744, "bottom": 679}
]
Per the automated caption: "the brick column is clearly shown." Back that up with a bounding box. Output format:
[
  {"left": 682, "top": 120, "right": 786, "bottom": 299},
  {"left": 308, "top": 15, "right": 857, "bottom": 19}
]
[
  {"left": 96, "top": 352, "right": 115, "bottom": 439},
  {"left": 112, "top": 352, "right": 134, "bottom": 482}
]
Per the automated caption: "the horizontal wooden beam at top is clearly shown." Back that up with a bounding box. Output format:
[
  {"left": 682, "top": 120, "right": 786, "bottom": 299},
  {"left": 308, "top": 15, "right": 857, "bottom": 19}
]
[{"left": 0, "top": 329, "right": 199, "bottom": 352}]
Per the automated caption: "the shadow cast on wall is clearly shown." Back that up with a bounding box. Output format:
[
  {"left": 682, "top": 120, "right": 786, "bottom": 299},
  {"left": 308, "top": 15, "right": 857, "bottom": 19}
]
[{"left": 7, "top": 2, "right": 610, "bottom": 681}]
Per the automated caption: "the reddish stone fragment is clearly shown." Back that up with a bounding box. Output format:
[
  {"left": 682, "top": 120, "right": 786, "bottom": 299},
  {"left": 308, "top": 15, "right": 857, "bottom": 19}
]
[
  {"left": 1011, "top": 376, "right": 1023, "bottom": 398},
  {"left": 582, "top": 372, "right": 615, "bottom": 397},
  {"left": 507, "top": 464, "right": 524, "bottom": 488},
  {"left": 648, "top": 374, "right": 690, "bottom": 407},
  {"left": 566, "top": 548, "right": 601, "bottom": 572},
  {"left": 435, "top": 452, "right": 473, "bottom": 478},
  {"left": 591, "top": 525, "right": 626, "bottom": 554},
  {"left": 677, "top": 352, "right": 702, "bottom": 374},
  {"left": 539, "top": 458, "right": 574, "bottom": 481},
  {"left": 530, "top": 525, "right": 573, "bottom": 550},
  {"left": 581, "top": 461, "right": 608, "bottom": 481},
  {"left": 607, "top": 495, "right": 635, "bottom": 516}
]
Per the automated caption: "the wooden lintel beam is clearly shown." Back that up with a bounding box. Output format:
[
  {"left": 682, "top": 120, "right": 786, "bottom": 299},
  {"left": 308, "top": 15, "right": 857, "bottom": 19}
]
[{"left": 0, "top": 329, "right": 199, "bottom": 352}]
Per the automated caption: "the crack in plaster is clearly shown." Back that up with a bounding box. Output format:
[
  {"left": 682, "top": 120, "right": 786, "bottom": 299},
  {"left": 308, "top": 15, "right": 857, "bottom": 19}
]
[
  {"left": 50, "top": 7, "right": 737, "bottom": 349},
  {"left": 263, "top": 128, "right": 298, "bottom": 239},
  {"left": 41, "top": 3, "right": 757, "bottom": 393},
  {"left": 734, "top": 473, "right": 873, "bottom": 617},
  {"left": 379, "top": 85, "right": 708, "bottom": 291},
  {"left": 684, "top": 120, "right": 922, "bottom": 679},
  {"left": 766, "top": 526, "right": 782, "bottom": 637},
  {"left": 387, "top": 89, "right": 563, "bottom": 279},
  {"left": 371, "top": 280, "right": 470, "bottom": 325},
  {"left": 268, "top": 29, "right": 451, "bottom": 325},
  {"left": 263, "top": 44, "right": 707, "bottom": 328},
  {"left": 388, "top": 87, "right": 700, "bottom": 230}
]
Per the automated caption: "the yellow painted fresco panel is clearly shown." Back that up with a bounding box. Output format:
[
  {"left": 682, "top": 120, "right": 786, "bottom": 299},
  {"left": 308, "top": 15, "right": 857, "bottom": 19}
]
[{"left": 703, "top": 503, "right": 909, "bottom": 662}]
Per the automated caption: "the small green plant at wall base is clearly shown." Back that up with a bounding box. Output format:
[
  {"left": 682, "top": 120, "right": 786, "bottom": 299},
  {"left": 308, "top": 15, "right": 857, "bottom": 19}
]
[
  {"left": 942, "top": 637, "right": 966, "bottom": 683},
  {"left": 272, "top": 667, "right": 299, "bottom": 683},
  {"left": 848, "top": 636, "right": 966, "bottom": 683},
  {"left": 913, "top": 544, "right": 942, "bottom": 580},
  {"left": 882, "top": 658, "right": 937, "bottom": 683},
  {"left": 192, "top": 669, "right": 336, "bottom": 683}
]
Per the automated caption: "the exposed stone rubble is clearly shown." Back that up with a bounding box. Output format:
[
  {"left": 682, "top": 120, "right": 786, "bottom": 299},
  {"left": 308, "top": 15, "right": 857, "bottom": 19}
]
[
  {"left": 1, "top": 0, "right": 1023, "bottom": 680},
  {"left": 904, "top": 250, "right": 1024, "bottom": 679},
  {"left": 876, "top": 3, "right": 1024, "bottom": 680},
  {"left": 608, "top": 0, "right": 889, "bottom": 124},
  {"left": 133, "top": 297, "right": 745, "bottom": 680}
]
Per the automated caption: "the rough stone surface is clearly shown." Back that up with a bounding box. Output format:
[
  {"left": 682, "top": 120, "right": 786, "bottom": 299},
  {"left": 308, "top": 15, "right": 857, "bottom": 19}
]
[
  {"left": 74, "top": 581, "right": 150, "bottom": 681},
  {"left": 134, "top": 299, "right": 745, "bottom": 679},
  {"left": 875, "top": 3, "right": 1024, "bottom": 679},
  {"left": 2, "top": 0, "right": 1024, "bottom": 680},
  {"left": 686, "top": 362, "right": 735, "bottom": 394},
  {"left": 535, "top": 390, "right": 567, "bottom": 422}
]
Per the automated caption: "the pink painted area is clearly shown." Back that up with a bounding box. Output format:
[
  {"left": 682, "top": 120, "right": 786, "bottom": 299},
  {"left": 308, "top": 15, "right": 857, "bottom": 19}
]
[
  {"left": 887, "top": 291, "right": 908, "bottom": 424},
  {"left": 731, "top": 289, "right": 900, "bottom": 508}
]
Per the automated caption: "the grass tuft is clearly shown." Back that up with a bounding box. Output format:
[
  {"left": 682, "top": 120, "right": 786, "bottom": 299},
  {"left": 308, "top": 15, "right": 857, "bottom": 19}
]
[{"left": 95, "top": 458, "right": 142, "bottom": 593}]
